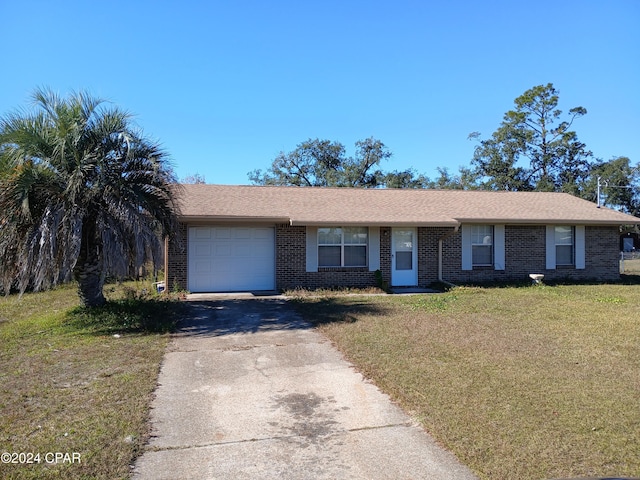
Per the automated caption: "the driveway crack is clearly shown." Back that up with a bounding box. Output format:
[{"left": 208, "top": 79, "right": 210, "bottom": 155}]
[{"left": 144, "top": 422, "right": 415, "bottom": 453}]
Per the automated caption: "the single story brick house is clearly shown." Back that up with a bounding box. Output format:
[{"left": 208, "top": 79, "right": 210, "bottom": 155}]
[{"left": 165, "top": 184, "right": 639, "bottom": 292}]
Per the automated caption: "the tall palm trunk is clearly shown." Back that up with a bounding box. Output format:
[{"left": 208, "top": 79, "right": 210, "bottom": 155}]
[{"left": 73, "top": 221, "right": 106, "bottom": 308}]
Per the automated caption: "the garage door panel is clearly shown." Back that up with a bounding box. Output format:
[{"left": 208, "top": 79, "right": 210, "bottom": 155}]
[
  {"left": 234, "top": 244, "right": 252, "bottom": 257},
  {"left": 252, "top": 243, "right": 273, "bottom": 256},
  {"left": 188, "top": 226, "right": 275, "bottom": 292},
  {"left": 215, "top": 227, "right": 231, "bottom": 239},
  {"left": 253, "top": 228, "right": 272, "bottom": 239},
  {"left": 194, "top": 261, "right": 212, "bottom": 273},
  {"left": 234, "top": 228, "right": 251, "bottom": 239},
  {"left": 194, "top": 244, "right": 212, "bottom": 256},
  {"left": 214, "top": 244, "right": 232, "bottom": 256},
  {"left": 192, "top": 227, "right": 212, "bottom": 240}
]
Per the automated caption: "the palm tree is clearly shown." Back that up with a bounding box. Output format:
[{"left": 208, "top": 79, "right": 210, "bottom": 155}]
[{"left": 0, "top": 88, "right": 178, "bottom": 307}]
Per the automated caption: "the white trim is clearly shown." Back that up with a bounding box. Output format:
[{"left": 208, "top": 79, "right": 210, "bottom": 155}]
[
  {"left": 546, "top": 225, "right": 556, "bottom": 270},
  {"left": 317, "top": 227, "right": 368, "bottom": 268},
  {"left": 306, "top": 226, "right": 318, "bottom": 272},
  {"left": 547, "top": 225, "right": 584, "bottom": 269},
  {"left": 494, "top": 225, "right": 505, "bottom": 270},
  {"left": 368, "top": 227, "right": 380, "bottom": 271},
  {"left": 461, "top": 225, "right": 472, "bottom": 271},
  {"left": 575, "top": 225, "right": 585, "bottom": 269}
]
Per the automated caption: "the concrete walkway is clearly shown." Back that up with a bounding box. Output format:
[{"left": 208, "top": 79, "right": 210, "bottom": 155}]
[{"left": 133, "top": 298, "right": 477, "bottom": 480}]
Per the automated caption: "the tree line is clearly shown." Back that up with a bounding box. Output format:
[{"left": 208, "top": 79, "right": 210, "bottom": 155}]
[{"left": 248, "top": 83, "right": 639, "bottom": 215}]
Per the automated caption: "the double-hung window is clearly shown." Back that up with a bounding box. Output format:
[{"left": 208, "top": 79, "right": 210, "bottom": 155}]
[
  {"left": 555, "top": 226, "right": 574, "bottom": 265},
  {"left": 318, "top": 227, "right": 368, "bottom": 267},
  {"left": 471, "top": 225, "right": 493, "bottom": 266},
  {"left": 462, "top": 224, "right": 504, "bottom": 271}
]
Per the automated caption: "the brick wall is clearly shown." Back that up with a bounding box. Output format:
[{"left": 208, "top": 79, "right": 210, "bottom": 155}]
[
  {"left": 380, "top": 227, "right": 391, "bottom": 286},
  {"left": 166, "top": 222, "right": 187, "bottom": 291},
  {"left": 418, "top": 227, "right": 455, "bottom": 285},
  {"left": 275, "top": 224, "right": 378, "bottom": 290},
  {"left": 440, "top": 225, "right": 545, "bottom": 283},
  {"left": 275, "top": 224, "right": 307, "bottom": 289},
  {"left": 441, "top": 225, "right": 621, "bottom": 284},
  {"left": 168, "top": 223, "right": 621, "bottom": 292},
  {"left": 583, "top": 226, "right": 621, "bottom": 280}
]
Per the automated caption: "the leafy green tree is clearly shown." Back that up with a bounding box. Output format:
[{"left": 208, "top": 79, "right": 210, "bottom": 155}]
[
  {"left": 344, "top": 137, "right": 392, "bottom": 187},
  {"left": 248, "top": 137, "right": 393, "bottom": 187},
  {"left": 0, "top": 88, "right": 178, "bottom": 307},
  {"left": 470, "top": 83, "right": 593, "bottom": 192},
  {"left": 585, "top": 157, "right": 640, "bottom": 215},
  {"left": 423, "top": 166, "right": 481, "bottom": 190},
  {"left": 248, "top": 138, "right": 345, "bottom": 186},
  {"left": 382, "top": 168, "right": 429, "bottom": 188},
  {"left": 467, "top": 131, "right": 532, "bottom": 191}
]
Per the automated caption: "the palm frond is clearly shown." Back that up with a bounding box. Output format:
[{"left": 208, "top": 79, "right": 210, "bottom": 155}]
[{"left": 0, "top": 88, "right": 178, "bottom": 303}]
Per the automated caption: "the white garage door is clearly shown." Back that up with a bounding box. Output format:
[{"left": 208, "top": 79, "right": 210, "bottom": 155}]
[{"left": 188, "top": 226, "right": 275, "bottom": 292}]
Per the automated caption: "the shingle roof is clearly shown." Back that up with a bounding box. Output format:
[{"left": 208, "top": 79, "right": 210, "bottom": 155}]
[{"left": 174, "top": 184, "right": 640, "bottom": 226}]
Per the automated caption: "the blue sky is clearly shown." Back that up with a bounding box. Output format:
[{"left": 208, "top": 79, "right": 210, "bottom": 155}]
[{"left": 1, "top": 0, "right": 638, "bottom": 185}]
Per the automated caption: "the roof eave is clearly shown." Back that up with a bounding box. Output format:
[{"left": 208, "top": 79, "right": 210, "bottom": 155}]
[
  {"left": 178, "top": 215, "right": 291, "bottom": 224},
  {"left": 454, "top": 218, "right": 638, "bottom": 225},
  {"left": 289, "top": 220, "right": 459, "bottom": 227}
]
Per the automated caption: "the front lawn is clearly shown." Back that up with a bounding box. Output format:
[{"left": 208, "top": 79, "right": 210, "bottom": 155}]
[
  {"left": 0, "top": 283, "right": 183, "bottom": 480},
  {"left": 292, "top": 283, "right": 640, "bottom": 480}
]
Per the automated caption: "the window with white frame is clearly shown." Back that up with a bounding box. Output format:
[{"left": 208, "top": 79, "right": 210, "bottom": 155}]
[
  {"left": 471, "top": 225, "right": 493, "bottom": 266},
  {"left": 318, "top": 227, "right": 368, "bottom": 267},
  {"left": 555, "top": 226, "right": 574, "bottom": 265}
]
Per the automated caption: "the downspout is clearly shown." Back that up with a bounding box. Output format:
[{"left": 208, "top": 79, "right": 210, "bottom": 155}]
[{"left": 438, "top": 224, "right": 460, "bottom": 287}]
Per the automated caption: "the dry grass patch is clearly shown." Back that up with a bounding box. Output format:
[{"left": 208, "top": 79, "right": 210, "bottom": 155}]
[
  {"left": 292, "top": 284, "right": 640, "bottom": 480},
  {"left": 622, "top": 257, "right": 640, "bottom": 274},
  {"left": 0, "top": 282, "right": 184, "bottom": 480},
  {"left": 285, "top": 286, "right": 386, "bottom": 298}
]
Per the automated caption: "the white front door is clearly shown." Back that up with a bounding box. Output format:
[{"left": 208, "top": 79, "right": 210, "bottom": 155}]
[{"left": 392, "top": 228, "right": 417, "bottom": 286}]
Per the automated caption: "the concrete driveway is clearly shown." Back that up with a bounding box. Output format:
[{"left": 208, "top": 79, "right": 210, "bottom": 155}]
[{"left": 133, "top": 297, "right": 477, "bottom": 480}]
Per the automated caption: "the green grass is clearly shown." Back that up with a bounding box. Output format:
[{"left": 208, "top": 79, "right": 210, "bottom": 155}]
[
  {"left": 291, "top": 282, "right": 640, "bottom": 480},
  {"left": 0, "top": 282, "right": 184, "bottom": 480}
]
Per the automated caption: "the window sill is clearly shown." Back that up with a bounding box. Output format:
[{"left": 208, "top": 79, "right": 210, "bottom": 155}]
[{"left": 318, "top": 266, "right": 369, "bottom": 272}]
